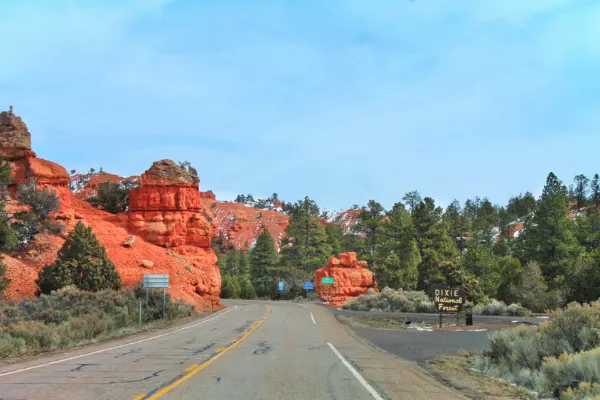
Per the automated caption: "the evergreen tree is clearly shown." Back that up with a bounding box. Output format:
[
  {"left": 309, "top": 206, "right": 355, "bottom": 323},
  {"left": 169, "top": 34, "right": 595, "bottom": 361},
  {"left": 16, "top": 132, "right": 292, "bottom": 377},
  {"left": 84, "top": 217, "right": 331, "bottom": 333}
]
[
  {"left": 412, "top": 197, "right": 459, "bottom": 289},
  {"left": 238, "top": 243, "right": 250, "bottom": 276},
  {"left": 574, "top": 174, "right": 589, "bottom": 211},
  {"left": 374, "top": 202, "right": 420, "bottom": 289},
  {"left": 250, "top": 229, "right": 278, "bottom": 296},
  {"left": 226, "top": 248, "right": 240, "bottom": 276},
  {"left": 516, "top": 173, "right": 584, "bottom": 288},
  {"left": 591, "top": 173, "right": 600, "bottom": 208},
  {"left": 239, "top": 276, "right": 257, "bottom": 299},
  {"left": 36, "top": 222, "right": 122, "bottom": 294},
  {"left": 0, "top": 157, "right": 17, "bottom": 251},
  {"left": 220, "top": 275, "right": 241, "bottom": 298},
  {"left": 280, "top": 197, "right": 332, "bottom": 271},
  {"left": 325, "top": 224, "right": 342, "bottom": 256},
  {"left": 355, "top": 200, "right": 386, "bottom": 265},
  {"left": 461, "top": 240, "right": 501, "bottom": 297},
  {"left": 402, "top": 190, "right": 422, "bottom": 212},
  {"left": 444, "top": 200, "right": 469, "bottom": 253},
  {"left": 0, "top": 257, "right": 10, "bottom": 295}
]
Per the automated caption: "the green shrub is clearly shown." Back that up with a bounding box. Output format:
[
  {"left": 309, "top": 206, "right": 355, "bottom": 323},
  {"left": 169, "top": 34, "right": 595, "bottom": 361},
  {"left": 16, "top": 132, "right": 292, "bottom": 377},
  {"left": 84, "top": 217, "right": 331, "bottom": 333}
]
[
  {"left": 475, "top": 300, "right": 600, "bottom": 398},
  {"left": 473, "top": 299, "right": 529, "bottom": 316},
  {"left": 36, "top": 222, "right": 122, "bottom": 294},
  {"left": 0, "top": 285, "right": 194, "bottom": 358}
]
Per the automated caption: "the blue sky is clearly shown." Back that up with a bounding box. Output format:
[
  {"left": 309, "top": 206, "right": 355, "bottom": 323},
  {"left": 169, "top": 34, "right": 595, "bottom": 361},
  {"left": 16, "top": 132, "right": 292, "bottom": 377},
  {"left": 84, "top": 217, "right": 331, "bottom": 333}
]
[{"left": 1, "top": 0, "right": 599, "bottom": 211}]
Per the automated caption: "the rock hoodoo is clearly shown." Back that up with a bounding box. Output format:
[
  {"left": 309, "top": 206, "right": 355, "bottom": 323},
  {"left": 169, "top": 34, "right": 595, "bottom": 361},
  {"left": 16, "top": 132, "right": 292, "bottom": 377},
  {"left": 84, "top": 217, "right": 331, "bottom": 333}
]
[
  {"left": 127, "top": 159, "right": 215, "bottom": 248},
  {"left": 1, "top": 107, "right": 69, "bottom": 188},
  {"left": 314, "top": 252, "right": 378, "bottom": 307}
]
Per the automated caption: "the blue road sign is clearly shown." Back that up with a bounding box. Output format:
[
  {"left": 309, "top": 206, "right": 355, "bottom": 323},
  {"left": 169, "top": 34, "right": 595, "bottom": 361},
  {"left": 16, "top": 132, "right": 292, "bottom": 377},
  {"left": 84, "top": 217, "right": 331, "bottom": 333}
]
[
  {"left": 303, "top": 282, "right": 315, "bottom": 290},
  {"left": 278, "top": 281, "right": 285, "bottom": 291}
]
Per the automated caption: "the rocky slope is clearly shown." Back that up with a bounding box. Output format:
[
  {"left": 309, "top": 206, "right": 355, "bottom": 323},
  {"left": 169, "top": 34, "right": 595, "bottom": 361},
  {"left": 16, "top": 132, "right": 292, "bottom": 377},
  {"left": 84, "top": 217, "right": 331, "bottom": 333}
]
[{"left": 1, "top": 109, "right": 220, "bottom": 310}]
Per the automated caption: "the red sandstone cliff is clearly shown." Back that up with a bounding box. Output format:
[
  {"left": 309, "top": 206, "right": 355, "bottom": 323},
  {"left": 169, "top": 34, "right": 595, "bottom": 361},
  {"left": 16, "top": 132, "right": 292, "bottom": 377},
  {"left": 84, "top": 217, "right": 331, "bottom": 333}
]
[
  {"left": 314, "top": 252, "right": 378, "bottom": 307},
  {"left": 1, "top": 110, "right": 220, "bottom": 310},
  {"left": 1, "top": 107, "right": 69, "bottom": 188}
]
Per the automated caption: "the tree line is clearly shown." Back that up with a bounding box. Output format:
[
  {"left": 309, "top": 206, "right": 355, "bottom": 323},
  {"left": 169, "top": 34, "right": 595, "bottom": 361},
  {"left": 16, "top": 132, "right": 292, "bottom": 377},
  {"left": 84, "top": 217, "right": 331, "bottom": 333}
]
[{"left": 217, "top": 172, "right": 600, "bottom": 311}]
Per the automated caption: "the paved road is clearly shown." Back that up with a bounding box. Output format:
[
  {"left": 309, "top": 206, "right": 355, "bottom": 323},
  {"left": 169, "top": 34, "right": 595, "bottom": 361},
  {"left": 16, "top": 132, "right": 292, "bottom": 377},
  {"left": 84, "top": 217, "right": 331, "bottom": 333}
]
[
  {"left": 0, "top": 300, "right": 467, "bottom": 400},
  {"left": 332, "top": 308, "right": 547, "bottom": 366}
]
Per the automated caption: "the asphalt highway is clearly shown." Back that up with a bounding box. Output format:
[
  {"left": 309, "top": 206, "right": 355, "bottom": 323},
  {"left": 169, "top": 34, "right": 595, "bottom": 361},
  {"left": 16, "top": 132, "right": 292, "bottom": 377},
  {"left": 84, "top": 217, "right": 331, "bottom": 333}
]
[{"left": 0, "top": 300, "right": 467, "bottom": 400}]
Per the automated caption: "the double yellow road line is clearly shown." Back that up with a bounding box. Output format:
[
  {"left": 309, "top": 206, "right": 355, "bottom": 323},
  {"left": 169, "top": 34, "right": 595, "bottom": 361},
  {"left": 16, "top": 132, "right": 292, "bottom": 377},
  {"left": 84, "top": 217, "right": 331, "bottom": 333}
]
[{"left": 133, "top": 305, "right": 271, "bottom": 400}]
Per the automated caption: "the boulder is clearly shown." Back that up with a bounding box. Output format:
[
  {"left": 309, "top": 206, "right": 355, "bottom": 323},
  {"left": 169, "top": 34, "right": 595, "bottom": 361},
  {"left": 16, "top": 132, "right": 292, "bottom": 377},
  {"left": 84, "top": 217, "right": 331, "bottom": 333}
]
[
  {"left": 314, "top": 252, "right": 378, "bottom": 307},
  {"left": 123, "top": 235, "right": 136, "bottom": 247},
  {"left": 141, "top": 260, "right": 154, "bottom": 268}
]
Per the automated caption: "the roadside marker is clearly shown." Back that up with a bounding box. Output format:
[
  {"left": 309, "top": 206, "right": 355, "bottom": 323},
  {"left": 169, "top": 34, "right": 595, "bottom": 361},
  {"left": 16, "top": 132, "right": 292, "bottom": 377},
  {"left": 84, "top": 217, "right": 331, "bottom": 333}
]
[{"left": 327, "top": 343, "right": 384, "bottom": 400}]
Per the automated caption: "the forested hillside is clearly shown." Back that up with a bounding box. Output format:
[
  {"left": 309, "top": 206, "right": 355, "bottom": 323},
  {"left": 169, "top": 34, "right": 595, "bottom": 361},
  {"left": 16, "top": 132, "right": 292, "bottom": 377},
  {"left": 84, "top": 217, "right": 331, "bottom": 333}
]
[{"left": 217, "top": 172, "right": 600, "bottom": 312}]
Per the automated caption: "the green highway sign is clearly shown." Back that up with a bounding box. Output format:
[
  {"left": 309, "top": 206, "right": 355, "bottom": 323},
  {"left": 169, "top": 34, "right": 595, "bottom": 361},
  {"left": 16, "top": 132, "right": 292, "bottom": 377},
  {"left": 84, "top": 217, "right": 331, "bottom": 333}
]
[{"left": 321, "top": 277, "right": 334, "bottom": 284}]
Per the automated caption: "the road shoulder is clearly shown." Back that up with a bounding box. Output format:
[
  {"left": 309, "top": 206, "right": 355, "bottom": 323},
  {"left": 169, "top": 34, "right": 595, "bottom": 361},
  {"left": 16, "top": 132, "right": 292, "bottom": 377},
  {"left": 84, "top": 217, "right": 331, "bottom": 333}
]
[{"left": 310, "top": 304, "right": 469, "bottom": 400}]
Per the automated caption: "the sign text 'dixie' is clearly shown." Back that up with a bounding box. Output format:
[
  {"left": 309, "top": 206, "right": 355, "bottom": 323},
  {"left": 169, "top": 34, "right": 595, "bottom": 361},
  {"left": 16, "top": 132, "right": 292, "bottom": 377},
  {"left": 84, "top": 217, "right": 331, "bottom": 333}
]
[
  {"left": 432, "top": 286, "right": 465, "bottom": 313},
  {"left": 143, "top": 274, "right": 169, "bottom": 288}
]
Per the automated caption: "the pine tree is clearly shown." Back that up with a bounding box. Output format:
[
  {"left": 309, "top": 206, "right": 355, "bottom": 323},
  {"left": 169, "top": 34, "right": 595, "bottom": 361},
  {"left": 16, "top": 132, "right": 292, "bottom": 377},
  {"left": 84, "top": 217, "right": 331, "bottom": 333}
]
[
  {"left": 250, "top": 229, "right": 278, "bottom": 296},
  {"left": 374, "top": 202, "right": 420, "bottom": 289},
  {"left": 0, "top": 157, "right": 17, "bottom": 251},
  {"left": 238, "top": 243, "right": 250, "bottom": 276},
  {"left": 0, "top": 257, "right": 10, "bottom": 295},
  {"left": 325, "top": 224, "right": 342, "bottom": 256},
  {"left": 280, "top": 197, "right": 332, "bottom": 271},
  {"left": 412, "top": 197, "right": 459, "bottom": 289},
  {"left": 591, "top": 173, "right": 600, "bottom": 208},
  {"left": 239, "top": 276, "right": 257, "bottom": 299},
  {"left": 574, "top": 174, "right": 589, "bottom": 211},
  {"left": 516, "top": 173, "right": 584, "bottom": 288},
  {"left": 461, "top": 240, "right": 501, "bottom": 297},
  {"left": 402, "top": 191, "right": 422, "bottom": 212},
  {"left": 226, "top": 248, "right": 240, "bottom": 276},
  {"left": 444, "top": 200, "right": 469, "bottom": 253},
  {"left": 355, "top": 200, "right": 386, "bottom": 265},
  {"left": 36, "top": 222, "right": 122, "bottom": 294}
]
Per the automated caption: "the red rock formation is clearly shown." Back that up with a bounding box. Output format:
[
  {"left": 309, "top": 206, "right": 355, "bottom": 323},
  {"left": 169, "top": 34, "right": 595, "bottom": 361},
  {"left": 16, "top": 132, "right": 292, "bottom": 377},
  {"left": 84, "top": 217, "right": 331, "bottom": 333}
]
[
  {"left": 314, "top": 252, "right": 378, "bottom": 307},
  {"left": 1, "top": 107, "right": 69, "bottom": 188},
  {"left": 127, "top": 160, "right": 216, "bottom": 249},
  {"left": 199, "top": 197, "right": 289, "bottom": 252},
  {"left": 1, "top": 114, "right": 221, "bottom": 309}
]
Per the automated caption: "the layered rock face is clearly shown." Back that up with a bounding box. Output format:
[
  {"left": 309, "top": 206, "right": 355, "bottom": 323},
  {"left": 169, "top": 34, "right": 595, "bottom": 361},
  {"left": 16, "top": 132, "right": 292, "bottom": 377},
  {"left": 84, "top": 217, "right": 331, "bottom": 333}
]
[
  {"left": 1, "top": 107, "right": 69, "bottom": 187},
  {"left": 127, "top": 160, "right": 215, "bottom": 248},
  {"left": 314, "top": 252, "right": 378, "bottom": 307}
]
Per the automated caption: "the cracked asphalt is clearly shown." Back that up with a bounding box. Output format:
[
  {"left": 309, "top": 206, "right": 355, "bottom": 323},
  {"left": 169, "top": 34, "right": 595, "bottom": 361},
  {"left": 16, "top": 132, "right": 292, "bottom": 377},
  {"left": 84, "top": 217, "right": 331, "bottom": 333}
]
[{"left": 0, "top": 301, "right": 466, "bottom": 400}]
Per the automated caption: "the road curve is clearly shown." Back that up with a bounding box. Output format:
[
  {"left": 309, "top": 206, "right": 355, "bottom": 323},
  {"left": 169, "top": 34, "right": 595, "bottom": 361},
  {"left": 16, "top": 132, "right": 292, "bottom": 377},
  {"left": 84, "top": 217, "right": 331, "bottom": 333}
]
[{"left": 0, "top": 300, "right": 466, "bottom": 400}]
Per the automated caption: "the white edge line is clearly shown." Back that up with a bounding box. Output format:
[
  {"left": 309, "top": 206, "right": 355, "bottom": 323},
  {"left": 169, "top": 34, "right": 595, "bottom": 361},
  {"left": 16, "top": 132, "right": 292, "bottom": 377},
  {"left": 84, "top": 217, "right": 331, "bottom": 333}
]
[
  {"left": 310, "top": 312, "right": 316, "bottom": 325},
  {"left": 327, "top": 342, "right": 384, "bottom": 400},
  {"left": 0, "top": 306, "right": 238, "bottom": 378}
]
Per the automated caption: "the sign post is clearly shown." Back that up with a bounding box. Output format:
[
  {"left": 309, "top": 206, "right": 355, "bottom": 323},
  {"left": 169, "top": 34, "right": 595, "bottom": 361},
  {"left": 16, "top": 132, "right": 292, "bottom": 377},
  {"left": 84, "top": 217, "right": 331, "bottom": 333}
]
[
  {"left": 303, "top": 282, "right": 314, "bottom": 301},
  {"left": 143, "top": 274, "right": 169, "bottom": 319},
  {"left": 321, "top": 277, "right": 335, "bottom": 306},
  {"left": 431, "top": 285, "right": 465, "bottom": 328},
  {"left": 277, "top": 281, "right": 285, "bottom": 301}
]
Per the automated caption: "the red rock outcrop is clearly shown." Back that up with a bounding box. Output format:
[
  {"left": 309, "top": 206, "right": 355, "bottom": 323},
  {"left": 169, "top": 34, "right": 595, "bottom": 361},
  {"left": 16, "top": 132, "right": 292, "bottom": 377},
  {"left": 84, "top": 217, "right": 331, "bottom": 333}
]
[
  {"left": 1, "top": 113, "right": 221, "bottom": 309},
  {"left": 1, "top": 107, "right": 69, "bottom": 188},
  {"left": 314, "top": 252, "right": 378, "bottom": 307},
  {"left": 127, "top": 160, "right": 216, "bottom": 249},
  {"left": 199, "top": 197, "right": 289, "bottom": 251}
]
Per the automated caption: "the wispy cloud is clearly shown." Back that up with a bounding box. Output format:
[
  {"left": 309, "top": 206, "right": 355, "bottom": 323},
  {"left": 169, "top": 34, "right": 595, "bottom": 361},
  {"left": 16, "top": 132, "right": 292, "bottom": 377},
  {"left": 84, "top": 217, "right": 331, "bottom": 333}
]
[{"left": 1, "top": 0, "right": 599, "bottom": 209}]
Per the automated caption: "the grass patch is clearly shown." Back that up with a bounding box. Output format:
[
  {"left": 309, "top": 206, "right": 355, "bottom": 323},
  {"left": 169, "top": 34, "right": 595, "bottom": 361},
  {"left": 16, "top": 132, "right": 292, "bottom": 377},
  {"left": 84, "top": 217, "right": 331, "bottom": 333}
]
[{"left": 0, "top": 285, "right": 196, "bottom": 359}]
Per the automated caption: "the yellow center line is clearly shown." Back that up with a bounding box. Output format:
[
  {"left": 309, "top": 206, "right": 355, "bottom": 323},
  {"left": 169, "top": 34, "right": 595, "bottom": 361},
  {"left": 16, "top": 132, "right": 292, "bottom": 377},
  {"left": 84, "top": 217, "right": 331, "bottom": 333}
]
[
  {"left": 134, "top": 305, "right": 271, "bottom": 400},
  {"left": 183, "top": 364, "right": 198, "bottom": 372}
]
